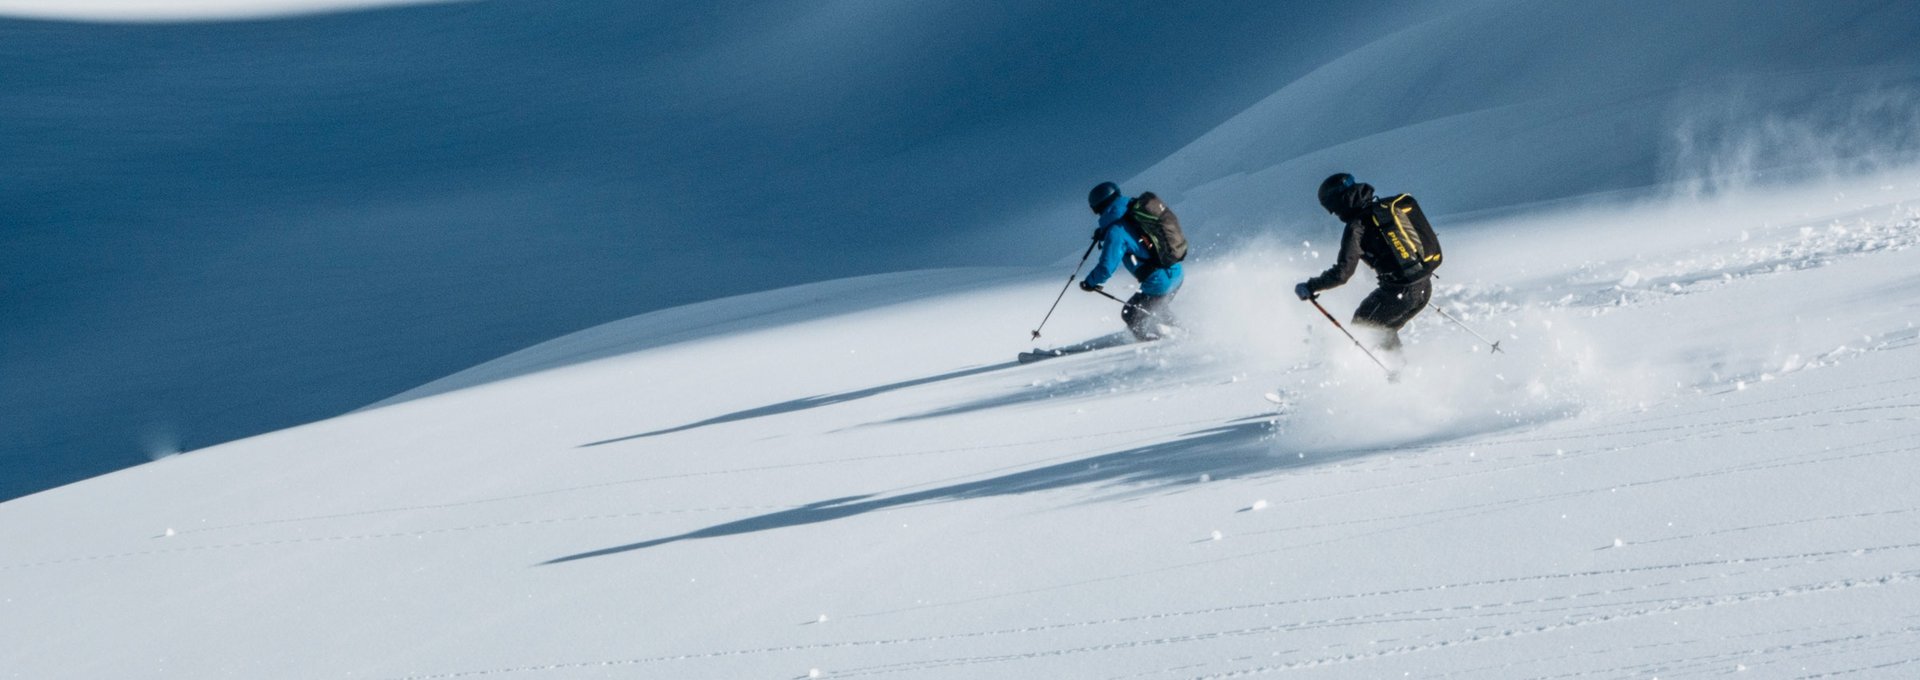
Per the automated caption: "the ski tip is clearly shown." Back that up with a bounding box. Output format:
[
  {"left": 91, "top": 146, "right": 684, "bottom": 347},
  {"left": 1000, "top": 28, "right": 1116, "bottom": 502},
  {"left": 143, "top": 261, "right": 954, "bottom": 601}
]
[{"left": 1262, "top": 392, "right": 1284, "bottom": 404}]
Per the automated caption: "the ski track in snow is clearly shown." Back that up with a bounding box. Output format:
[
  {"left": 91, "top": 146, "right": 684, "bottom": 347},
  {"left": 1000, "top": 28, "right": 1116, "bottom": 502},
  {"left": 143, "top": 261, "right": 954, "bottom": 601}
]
[
  {"left": 1437, "top": 211, "right": 1920, "bottom": 315},
  {"left": 373, "top": 554, "right": 1920, "bottom": 679}
]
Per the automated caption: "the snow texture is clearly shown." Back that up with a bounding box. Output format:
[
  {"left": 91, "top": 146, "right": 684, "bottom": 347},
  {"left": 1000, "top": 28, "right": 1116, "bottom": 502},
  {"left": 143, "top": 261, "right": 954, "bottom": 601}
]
[
  {"left": 8, "top": 170, "right": 1920, "bottom": 678},
  {"left": 6, "top": 2, "right": 1920, "bottom": 678}
]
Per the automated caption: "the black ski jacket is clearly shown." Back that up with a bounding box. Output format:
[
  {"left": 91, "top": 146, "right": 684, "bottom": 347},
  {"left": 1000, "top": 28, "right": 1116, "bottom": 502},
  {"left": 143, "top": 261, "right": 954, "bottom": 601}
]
[{"left": 1305, "top": 184, "right": 1420, "bottom": 292}]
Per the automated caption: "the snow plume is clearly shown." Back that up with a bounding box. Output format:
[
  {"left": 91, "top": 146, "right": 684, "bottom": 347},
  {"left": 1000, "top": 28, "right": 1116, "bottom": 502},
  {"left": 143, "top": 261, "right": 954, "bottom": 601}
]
[
  {"left": 1664, "top": 83, "right": 1920, "bottom": 199},
  {"left": 1255, "top": 297, "right": 1665, "bottom": 455},
  {"left": 1167, "top": 231, "right": 1323, "bottom": 373},
  {"left": 1148, "top": 168, "right": 1920, "bottom": 459},
  {"left": 140, "top": 423, "right": 183, "bottom": 461},
  {"left": 1167, "top": 236, "right": 1669, "bottom": 454}
]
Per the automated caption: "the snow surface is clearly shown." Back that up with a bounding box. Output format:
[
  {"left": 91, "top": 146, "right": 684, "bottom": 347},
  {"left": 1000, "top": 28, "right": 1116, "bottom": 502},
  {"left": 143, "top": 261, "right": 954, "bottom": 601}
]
[
  {"left": 8, "top": 1, "right": 1920, "bottom": 677},
  {"left": 0, "top": 0, "right": 1416, "bottom": 500},
  {"left": 7, "top": 0, "right": 1918, "bottom": 501},
  {"left": 6, "top": 172, "right": 1920, "bottom": 677}
]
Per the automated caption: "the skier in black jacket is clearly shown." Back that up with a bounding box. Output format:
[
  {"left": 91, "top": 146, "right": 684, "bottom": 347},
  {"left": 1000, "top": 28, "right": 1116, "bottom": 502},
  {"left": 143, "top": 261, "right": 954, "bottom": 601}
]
[{"left": 1294, "top": 173, "right": 1435, "bottom": 352}]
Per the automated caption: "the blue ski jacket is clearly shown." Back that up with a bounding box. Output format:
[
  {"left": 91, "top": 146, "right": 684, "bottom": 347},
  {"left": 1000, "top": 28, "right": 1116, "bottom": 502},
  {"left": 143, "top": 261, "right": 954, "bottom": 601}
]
[{"left": 1084, "top": 195, "right": 1183, "bottom": 296}]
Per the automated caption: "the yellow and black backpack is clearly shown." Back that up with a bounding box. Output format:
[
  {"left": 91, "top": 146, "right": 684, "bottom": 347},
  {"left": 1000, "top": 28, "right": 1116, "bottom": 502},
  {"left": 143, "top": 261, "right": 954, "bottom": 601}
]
[{"left": 1366, "top": 194, "right": 1442, "bottom": 283}]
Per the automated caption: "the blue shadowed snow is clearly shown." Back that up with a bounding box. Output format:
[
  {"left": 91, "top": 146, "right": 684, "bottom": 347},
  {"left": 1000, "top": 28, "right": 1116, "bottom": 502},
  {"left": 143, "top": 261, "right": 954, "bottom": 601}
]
[
  {"left": 0, "top": 0, "right": 1414, "bottom": 500},
  {"left": 5, "top": 0, "right": 1920, "bottom": 501},
  {"left": 1140, "top": 0, "right": 1920, "bottom": 234}
]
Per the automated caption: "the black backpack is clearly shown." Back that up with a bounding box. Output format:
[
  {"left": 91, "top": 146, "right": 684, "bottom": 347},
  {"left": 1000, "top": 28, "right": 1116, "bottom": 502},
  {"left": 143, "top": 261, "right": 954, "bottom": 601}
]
[
  {"left": 1123, "top": 192, "right": 1189, "bottom": 269},
  {"left": 1366, "top": 193, "right": 1441, "bottom": 282}
]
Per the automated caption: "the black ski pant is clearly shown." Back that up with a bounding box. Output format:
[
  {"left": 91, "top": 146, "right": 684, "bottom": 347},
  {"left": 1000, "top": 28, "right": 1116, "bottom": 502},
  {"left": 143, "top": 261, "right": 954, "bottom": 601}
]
[
  {"left": 1351, "top": 277, "right": 1430, "bottom": 351},
  {"left": 1123, "top": 291, "right": 1177, "bottom": 342}
]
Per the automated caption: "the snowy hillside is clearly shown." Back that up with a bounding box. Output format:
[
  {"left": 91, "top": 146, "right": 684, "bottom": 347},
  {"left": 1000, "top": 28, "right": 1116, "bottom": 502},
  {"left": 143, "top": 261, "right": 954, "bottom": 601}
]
[
  {"left": 11, "top": 0, "right": 1920, "bottom": 502},
  {"left": 1139, "top": 0, "right": 1920, "bottom": 231},
  {"left": 8, "top": 1, "right": 1920, "bottom": 678},
  {"left": 0, "top": 0, "right": 1416, "bottom": 500},
  {"left": 6, "top": 172, "right": 1920, "bottom": 677}
]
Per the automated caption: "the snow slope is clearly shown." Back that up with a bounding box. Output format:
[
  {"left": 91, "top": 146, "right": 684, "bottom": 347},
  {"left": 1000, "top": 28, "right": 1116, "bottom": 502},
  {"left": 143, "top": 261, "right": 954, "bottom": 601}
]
[
  {"left": 15, "top": 0, "right": 1920, "bottom": 499},
  {"left": 5, "top": 172, "right": 1920, "bottom": 678},
  {"left": 1137, "top": 0, "right": 1920, "bottom": 232},
  {"left": 0, "top": 0, "right": 1417, "bottom": 500},
  {"left": 9, "top": 1, "right": 1920, "bottom": 677},
  {"left": 12, "top": 0, "right": 1920, "bottom": 502}
]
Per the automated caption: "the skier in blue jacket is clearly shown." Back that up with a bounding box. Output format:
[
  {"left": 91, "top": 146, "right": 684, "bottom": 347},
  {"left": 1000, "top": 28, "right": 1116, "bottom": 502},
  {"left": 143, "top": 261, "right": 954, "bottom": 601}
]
[{"left": 1081, "top": 181, "right": 1183, "bottom": 341}]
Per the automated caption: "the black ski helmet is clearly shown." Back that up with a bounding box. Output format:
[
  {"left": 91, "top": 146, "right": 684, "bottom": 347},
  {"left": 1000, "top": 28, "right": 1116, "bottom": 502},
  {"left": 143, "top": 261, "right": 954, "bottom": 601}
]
[
  {"left": 1088, "top": 181, "right": 1121, "bottom": 213},
  {"left": 1317, "top": 173, "right": 1356, "bottom": 214}
]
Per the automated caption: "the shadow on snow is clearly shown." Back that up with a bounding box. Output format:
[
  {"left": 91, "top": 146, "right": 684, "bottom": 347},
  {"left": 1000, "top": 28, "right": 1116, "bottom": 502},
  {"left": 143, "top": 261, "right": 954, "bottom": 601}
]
[
  {"left": 876, "top": 341, "right": 1182, "bottom": 427},
  {"left": 579, "top": 361, "right": 1020, "bottom": 447},
  {"left": 543, "top": 415, "right": 1385, "bottom": 565}
]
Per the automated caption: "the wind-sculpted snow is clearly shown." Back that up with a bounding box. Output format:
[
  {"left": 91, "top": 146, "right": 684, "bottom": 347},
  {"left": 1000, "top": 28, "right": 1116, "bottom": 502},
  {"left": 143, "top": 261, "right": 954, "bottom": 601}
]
[{"left": 1135, "top": 0, "right": 1920, "bottom": 233}]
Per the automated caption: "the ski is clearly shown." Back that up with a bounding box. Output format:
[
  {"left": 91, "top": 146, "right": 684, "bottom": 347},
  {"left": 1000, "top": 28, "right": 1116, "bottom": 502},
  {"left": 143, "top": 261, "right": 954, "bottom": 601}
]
[
  {"left": 1017, "top": 345, "right": 1106, "bottom": 364},
  {"left": 1017, "top": 332, "right": 1139, "bottom": 364}
]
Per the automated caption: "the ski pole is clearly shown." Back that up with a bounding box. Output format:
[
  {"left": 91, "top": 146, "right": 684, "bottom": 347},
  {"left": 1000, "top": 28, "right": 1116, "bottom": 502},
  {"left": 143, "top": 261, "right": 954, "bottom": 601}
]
[
  {"left": 1429, "top": 304, "right": 1503, "bottom": 353},
  {"left": 1031, "top": 239, "right": 1100, "bottom": 340},
  {"left": 1424, "top": 274, "right": 1503, "bottom": 353},
  {"left": 1306, "top": 296, "right": 1394, "bottom": 377}
]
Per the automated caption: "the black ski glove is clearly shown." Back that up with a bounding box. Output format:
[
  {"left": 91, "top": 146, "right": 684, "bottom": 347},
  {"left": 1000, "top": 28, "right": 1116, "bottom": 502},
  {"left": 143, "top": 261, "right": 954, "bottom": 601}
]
[
  {"left": 1294, "top": 282, "right": 1314, "bottom": 300},
  {"left": 1080, "top": 280, "right": 1102, "bottom": 292}
]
